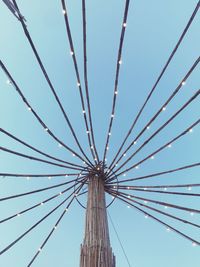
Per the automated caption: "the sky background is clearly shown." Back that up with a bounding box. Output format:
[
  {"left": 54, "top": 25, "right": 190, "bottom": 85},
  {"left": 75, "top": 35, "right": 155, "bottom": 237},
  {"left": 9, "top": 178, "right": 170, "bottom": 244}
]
[{"left": 0, "top": 0, "right": 200, "bottom": 266}]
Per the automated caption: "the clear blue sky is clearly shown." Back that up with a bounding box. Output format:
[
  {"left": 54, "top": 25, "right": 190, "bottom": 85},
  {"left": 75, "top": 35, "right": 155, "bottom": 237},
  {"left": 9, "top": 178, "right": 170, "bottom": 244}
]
[{"left": 0, "top": 0, "right": 199, "bottom": 266}]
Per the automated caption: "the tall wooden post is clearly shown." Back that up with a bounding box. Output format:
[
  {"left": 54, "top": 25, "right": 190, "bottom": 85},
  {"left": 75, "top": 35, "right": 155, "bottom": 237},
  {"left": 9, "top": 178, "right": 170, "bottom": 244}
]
[{"left": 80, "top": 175, "right": 116, "bottom": 267}]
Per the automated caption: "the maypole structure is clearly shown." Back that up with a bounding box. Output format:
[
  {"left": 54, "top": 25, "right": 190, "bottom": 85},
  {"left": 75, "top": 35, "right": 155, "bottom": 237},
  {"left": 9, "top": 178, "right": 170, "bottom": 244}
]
[{"left": 80, "top": 166, "right": 116, "bottom": 267}]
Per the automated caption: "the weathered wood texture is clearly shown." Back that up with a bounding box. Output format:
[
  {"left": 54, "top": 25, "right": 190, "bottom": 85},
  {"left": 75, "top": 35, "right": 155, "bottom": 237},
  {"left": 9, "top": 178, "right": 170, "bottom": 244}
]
[{"left": 80, "top": 176, "right": 116, "bottom": 267}]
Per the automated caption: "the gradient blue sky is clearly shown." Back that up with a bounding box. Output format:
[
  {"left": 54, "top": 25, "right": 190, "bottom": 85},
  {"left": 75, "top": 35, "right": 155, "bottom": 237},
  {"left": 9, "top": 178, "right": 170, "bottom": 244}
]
[{"left": 0, "top": 1, "right": 200, "bottom": 266}]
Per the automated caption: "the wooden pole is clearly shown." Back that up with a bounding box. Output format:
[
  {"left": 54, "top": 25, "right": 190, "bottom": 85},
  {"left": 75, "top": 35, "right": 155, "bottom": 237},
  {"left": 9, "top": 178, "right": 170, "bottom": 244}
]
[{"left": 80, "top": 175, "right": 116, "bottom": 267}]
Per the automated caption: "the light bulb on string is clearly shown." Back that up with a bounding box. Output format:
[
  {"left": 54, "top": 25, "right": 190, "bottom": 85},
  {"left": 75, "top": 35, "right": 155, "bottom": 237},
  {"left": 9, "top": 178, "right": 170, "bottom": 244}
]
[
  {"left": 48, "top": 176, "right": 52, "bottom": 180},
  {"left": 58, "top": 143, "right": 63, "bottom": 148},
  {"left": 133, "top": 141, "right": 137, "bottom": 145},
  {"left": 135, "top": 165, "right": 139, "bottom": 169},
  {"left": 40, "top": 202, "right": 44, "bottom": 206},
  {"left": 190, "top": 212, "right": 194, "bottom": 216},
  {"left": 54, "top": 226, "right": 57, "bottom": 230},
  {"left": 147, "top": 126, "right": 150, "bottom": 130},
  {"left": 111, "top": 114, "right": 114, "bottom": 118},
  {"left": 62, "top": 9, "right": 66, "bottom": 14},
  {"left": 187, "top": 186, "right": 192, "bottom": 191},
  {"left": 192, "top": 242, "right": 197, "bottom": 247},
  {"left": 181, "top": 81, "right": 186, "bottom": 86},
  {"left": 77, "top": 82, "right": 81, "bottom": 87},
  {"left": 38, "top": 248, "right": 42, "bottom": 252},
  {"left": 118, "top": 59, "right": 122, "bottom": 65},
  {"left": 167, "top": 144, "right": 172, "bottom": 148},
  {"left": 6, "top": 79, "right": 12, "bottom": 85},
  {"left": 162, "top": 106, "right": 166, "bottom": 111},
  {"left": 189, "top": 128, "right": 193, "bottom": 133},
  {"left": 144, "top": 215, "right": 148, "bottom": 219},
  {"left": 150, "top": 156, "right": 154, "bottom": 160},
  {"left": 123, "top": 22, "right": 127, "bottom": 27},
  {"left": 114, "top": 90, "right": 118, "bottom": 95},
  {"left": 70, "top": 51, "right": 74, "bottom": 56}
]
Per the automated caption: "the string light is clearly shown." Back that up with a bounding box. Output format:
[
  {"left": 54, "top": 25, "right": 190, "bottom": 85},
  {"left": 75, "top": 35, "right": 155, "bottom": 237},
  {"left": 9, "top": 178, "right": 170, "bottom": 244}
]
[
  {"left": 190, "top": 212, "right": 194, "bottom": 216},
  {"left": 164, "top": 187, "right": 167, "bottom": 191},
  {"left": 115, "top": 163, "right": 118, "bottom": 167},
  {"left": 123, "top": 173, "right": 126, "bottom": 177},
  {"left": 167, "top": 144, "right": 172, "bottom": 148},
  {"left": 123, "top": 153, "right": 126, "bottom": 157},
  {"left": 189, "top": 128, "right": 193, "bottom": 133},
  {"left": 27, "top": 106, "right": 32, "bottom": 111},
  {"left": 106, "top": 146, "right": 109, "bottom": 150},
  {"left": 54, "top": 226, "right": 57, "bottom": 230},
  {"left": 65, "top": 208, "right": 68, "bottom": 212},
  {"left": 108, "top": 132, "right": 111, "bottom": 136},
  {"left": 133, "top": 141, "right": 137, "bottom": 145},
  {"left": 91, "top": 146, "right": 94, "bottom": 149},
  {"left": 77, "top": 82, "right": 81, "bottom": 87},
  {"left": 145, "top": 215, "right": 148, "bottom": 219},
  {"left": 150, "top": 156, "right": 155, "bottom": 159},
  {"left": 86, "top": 130, "right": 90, "bottom": 134},
  {"left": 59, "top": 192, "right": 63, "bottom": 195},
  {"left": 44, "top": 127, "right": 48, "bottom": 132},
  {"left": 38, "top": 248, "right": 42, "bottom": 252},
  {"left": 135, "top": 165, "right": 139, "bottom": 169},
  {"left": 147, "top": 126, "right": 150, "bottom": 130},
  {"left": 48, "top": 176, "right": 52, "bottom": 180},
  {"left": 70, "top": 51, "right": 74, "bottom": 56},
  {"left": 26, "top": 176, "right": 30, "bottom": 180},
  {"left": 162, "top": 106, "right": 166, "bottom": 111},
  {"left": 127, "top": 205, "right": 130, "bottom": 208},
  {"left": 118, "top": 59, "right": 122, "bottom": 65},
  {"left": 192, "top": 242, "right": 197, "bottom": 247},
  {"left": 17, "top": 213, "right": 21, "bottom": 217},
  {"left": 105, "top": 158, "right": 107, "bottom": 162},
  {"left": 123, "top": 22, "right": 127, "bottom": 27},
  {"left": 187, "top": 186, "right": 192, "bottom": 191},
  {"left": 6, "top": 79, "right": 12, "bottom": 85},
  {"left": 40, "top": 202, "right": 44, "bottom": 206},
  {"left": 72, "top": 153, "right": 75, "bottom": 157},
  {"left": 181, "top": 81, "right": 186, "bottom": 86},
  {"left": 166, "top": 227, "right": 171, "bottom": 232},
  {"left": 111, "top": 114, "right": 114, "bottom": 118},
  {"left": 82, "top": 110, "right": 86, "bottom": 114},
  {"left": 164, "top": 206, "right": 168, "bottom": 209},
  {"left": 62, "top": 9, "right": 66, "bottom": 14},
  {"left": 58, "top": 143, "right": 63, "bottom": 148}
]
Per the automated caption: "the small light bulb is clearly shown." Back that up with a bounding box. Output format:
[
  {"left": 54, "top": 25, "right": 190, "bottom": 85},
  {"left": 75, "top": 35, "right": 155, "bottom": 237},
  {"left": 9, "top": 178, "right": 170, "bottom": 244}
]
[
  {"left": 164, "top": 187, "right": 167, "bottom": 191},
  {"left": 54, "top": 226, "right": 57, "bottom": 230},
  {"left": 58, "top": 143, "right": 63, "bottom": 148},
  {"left": 27, "top": 107, "right": 32, "bottom": 111},
  {"left": 123, "top": 22, "right": 127, "bottom": 27},
  {"left": 162, "top": 106, "right": 166, "bottom": 111},
  {"left": 145, "top": 215, "right": 148, "bottom": 219},
  {"left": 127, "top": 205, "right": 130, "bottom": 208},
  {"left": 48, "top": 176, "right": 52, "bottom": 180},
  {"left": 115, "top": 90, "right": 118, "bottom": 95},
  {"left": 192, "top": 242, "right": 197, "bottom": 247},
  {"left": 86, "top": 130, "right": 90, "bottom": 134},
  {"left": 38, "top": 248, "right": 42, "bottom": 252},
  {"left": 181, "top": 81, "right": 186, "bottom": 86},
  {"left": 111, "top": 114, "right": 114, "bottom": 118},
  {"left": 167, "top": 144, "right": 172, "bottom": 148},
  {"left": 127, "top": 186, "right": 130, "bottom": 189},
  {"left": 59, "top": 192, "right": 62, "bottom": 195},
  {"left": 123, "top": 153, "right": 126, "bottom": 157},
  {"left": 166, "top": 227, "right": 170, "bottom": 232},
  {"left": 26, "top": 176, "right": 30, "bottom": 180},
  {"left": 62, "top": 9, "right": 66, "bottom": 14},
  {"left": 40, "top": 202, "right": 44, "bottom": 206},
  {"left": 72, "top": 154, "right": 75, "bottom": 157},
  {"left": 147, "top": 126, "right": 150, "bottom": 130},
  {"left": 123, "top": 173, "right": 126, "bottom": 177},
  {"left": 189, "top": 128, "right": 193, "bottom": 133},
  {"left": 82, "top": 110, "right": 86, "bottom": 114},
  {"left": 6, "top": 79, "right": 11, "bottom": 85},
  {"left": 190, "top": 212, "right": 194, "bottom": 216},
  {"left": 164, "top": 206, "right": 168, "bottom": 209},
  {"left": 17, "top": 213, "right": 21, "bottom": 217},
  {"left": 115, "top": 163, "right": 118, "bottom": 166},
  {"left": 77, "top": 82, "right": 81, "bottom": 87},
  {"left": 44, "top": 127, "right": 48, "bottom": 132},
  {"left": 105, "top": 158, "right": 107, "bottom": 162},
  {"left": 135, "top": 165, "right": 139, "bottom": 169},
  {"left": 106, "top": 146, "right": 109, "bottom": 150},
  {"left": 108, "top": 132, "right": 111, "bottom": 136},
  {"left": 188, "top": 186, "right": 192, "bottom": 191},
  {"left": 70, "top": 51, "right": 74, "bottom": 55},
  {"left": 91, "top": 146, "right": 94, "bottom": 149},
  {"left": 65, "top": 208, "right": 68, "bottom": 212},
  {"left": 133, "top": 141, "right": 137, "bottom": 145},
  {"left": 144, "top": 200, "right": 148, "bottom": 204},
  {"left": 119, "top": 59, "right": 122, "bottom": 65},
  {"left": 150, "top": 156, "right": 154, "bottom": 159}
]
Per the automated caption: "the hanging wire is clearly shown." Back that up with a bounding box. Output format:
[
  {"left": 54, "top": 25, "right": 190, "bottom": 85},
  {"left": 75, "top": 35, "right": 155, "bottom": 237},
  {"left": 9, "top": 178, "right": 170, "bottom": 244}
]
[
  {"left": 10, "top": 0, "right": 93, "bottom": 165},
  {"left": 116, "top": 183, "right": 200, "bottom": 190},
  {"left": 0, "top": 176, "right": 86, "bottom": 202},
  {"left": 107, "top": 190, "right": 200, "bottom": 245},
  {"left": 0, "top": 146, "right": 85, "bottom": 171},
  {"left": 0, "top": 60, "right": 92, "bottom": 167},
  {"left": 0, "top": 128, "right": 84, "bottom": 168},
  {"left": 103, "top": 0, "right": 130, "bottom": 163},
  {"left": 0, "top": 178, "right": 86, "bottom": 256},
  {"left": 107, "top": 162, "right": 200, "bottom": 184},
  {"left": 0, "top": 177, "right": 85, "bottom": 223},
  {"left": 61, "top": 0, "right": 98, "bottom": 164},
  {"left": 26, "top": 181, "right": 87, "bottom": 266},
  {"left": 0, "top": 173, "right": 82, "bottom": 178},
  {"left": 107, "top": 118, "right": 200, "bottom": 181},
  {"left": 82, "top": 0, "right": 100, "bottom": 162},
  {"left": 107, "top": 1, "right": 200, "bottom": 171},
  {"left": 108, "top": 57, "right": 200, "bottom": 173},
  {"left": 108, "top": 88, "right": 200, "bottom": 175}
]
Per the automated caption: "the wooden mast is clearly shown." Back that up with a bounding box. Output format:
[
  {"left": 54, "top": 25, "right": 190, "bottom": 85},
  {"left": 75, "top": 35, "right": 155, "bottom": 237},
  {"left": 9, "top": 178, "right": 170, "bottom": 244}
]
[{"left": 80, "top": 174, "right": 116, "bottom": 267}]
